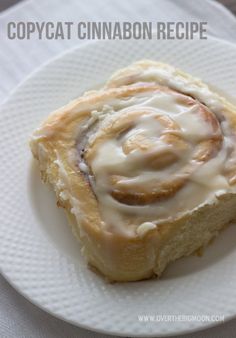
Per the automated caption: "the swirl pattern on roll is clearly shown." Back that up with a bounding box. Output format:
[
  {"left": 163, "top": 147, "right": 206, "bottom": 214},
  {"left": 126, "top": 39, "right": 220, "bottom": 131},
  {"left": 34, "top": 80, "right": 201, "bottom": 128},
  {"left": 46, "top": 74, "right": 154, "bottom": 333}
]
[
  {"left": 86, "top": 85, "right": 224, "bottom": 206},
  {"left": 74, "top": 62, "right": 236, "bottom": 234}
]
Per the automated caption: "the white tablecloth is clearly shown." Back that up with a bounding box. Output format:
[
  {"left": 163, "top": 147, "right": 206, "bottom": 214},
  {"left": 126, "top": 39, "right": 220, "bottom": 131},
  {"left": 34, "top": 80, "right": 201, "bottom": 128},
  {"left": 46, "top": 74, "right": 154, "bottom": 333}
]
[{"left": 1, "top": 0, "right": 236, "bottom": 337}]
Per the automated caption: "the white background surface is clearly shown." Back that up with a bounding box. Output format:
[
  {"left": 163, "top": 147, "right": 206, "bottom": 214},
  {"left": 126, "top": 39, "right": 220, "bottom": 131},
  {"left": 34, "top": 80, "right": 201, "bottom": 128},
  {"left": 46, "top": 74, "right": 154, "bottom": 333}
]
[{"left": 0, "top": 0, "right": 236, "bottom": 337}]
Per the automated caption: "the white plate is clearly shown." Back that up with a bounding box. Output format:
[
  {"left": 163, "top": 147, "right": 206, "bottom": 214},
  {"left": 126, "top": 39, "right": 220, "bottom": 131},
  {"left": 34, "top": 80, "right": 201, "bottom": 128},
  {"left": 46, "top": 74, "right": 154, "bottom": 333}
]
[{"left": 1, "top": 37, "right": 236, "bottom": 337}]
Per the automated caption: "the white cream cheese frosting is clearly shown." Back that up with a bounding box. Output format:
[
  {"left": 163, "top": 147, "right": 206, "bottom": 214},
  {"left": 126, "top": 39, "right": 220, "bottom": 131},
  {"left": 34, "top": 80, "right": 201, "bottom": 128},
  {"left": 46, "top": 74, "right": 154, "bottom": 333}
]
[{"left": 84, "top": 88, "right": 234, "bottom": 236}]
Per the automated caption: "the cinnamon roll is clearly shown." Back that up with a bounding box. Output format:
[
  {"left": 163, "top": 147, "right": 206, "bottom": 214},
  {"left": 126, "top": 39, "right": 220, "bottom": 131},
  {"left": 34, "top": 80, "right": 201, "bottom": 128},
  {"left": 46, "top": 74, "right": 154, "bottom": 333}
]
[{"left": 30, "top": 60, "right": 236, "bottom": 282}]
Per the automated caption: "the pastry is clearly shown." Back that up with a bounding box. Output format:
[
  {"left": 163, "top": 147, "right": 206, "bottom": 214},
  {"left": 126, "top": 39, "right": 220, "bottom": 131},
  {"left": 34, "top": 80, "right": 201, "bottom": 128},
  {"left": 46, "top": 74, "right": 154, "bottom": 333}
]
[{"left": 30, "top": 60, "right": 236, "bottom": 282}]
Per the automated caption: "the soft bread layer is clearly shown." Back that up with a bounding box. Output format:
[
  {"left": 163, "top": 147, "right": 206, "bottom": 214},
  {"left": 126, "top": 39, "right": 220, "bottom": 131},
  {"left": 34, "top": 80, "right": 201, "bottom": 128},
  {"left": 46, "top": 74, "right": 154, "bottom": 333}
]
[
  {"left": 30, "top": 60, "right": 236, "bottom": 282},
  {"left": 70, "top": 193, "right": 236, "bottom": 282}
]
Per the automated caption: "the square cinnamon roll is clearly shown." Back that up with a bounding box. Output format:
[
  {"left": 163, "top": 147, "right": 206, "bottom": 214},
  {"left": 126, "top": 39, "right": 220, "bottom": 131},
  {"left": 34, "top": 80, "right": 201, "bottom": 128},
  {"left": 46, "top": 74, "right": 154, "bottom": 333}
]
[{"left": 30, "top": 61, "right": 236, "bottom": 282}]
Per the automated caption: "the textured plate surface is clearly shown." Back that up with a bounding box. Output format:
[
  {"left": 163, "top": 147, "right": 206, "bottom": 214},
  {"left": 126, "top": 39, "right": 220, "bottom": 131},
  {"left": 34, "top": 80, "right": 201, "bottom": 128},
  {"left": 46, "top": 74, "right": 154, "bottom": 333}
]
[{"left": 1, "top": 38, "right": 236, "bottom": 337}]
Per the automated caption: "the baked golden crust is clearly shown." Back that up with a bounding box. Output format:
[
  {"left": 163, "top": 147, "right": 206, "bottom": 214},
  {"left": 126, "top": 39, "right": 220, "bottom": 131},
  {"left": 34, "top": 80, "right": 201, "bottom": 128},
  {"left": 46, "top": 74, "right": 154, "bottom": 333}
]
[{"left": 30, "top": 60, "right": 236, "bottom": 281}]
